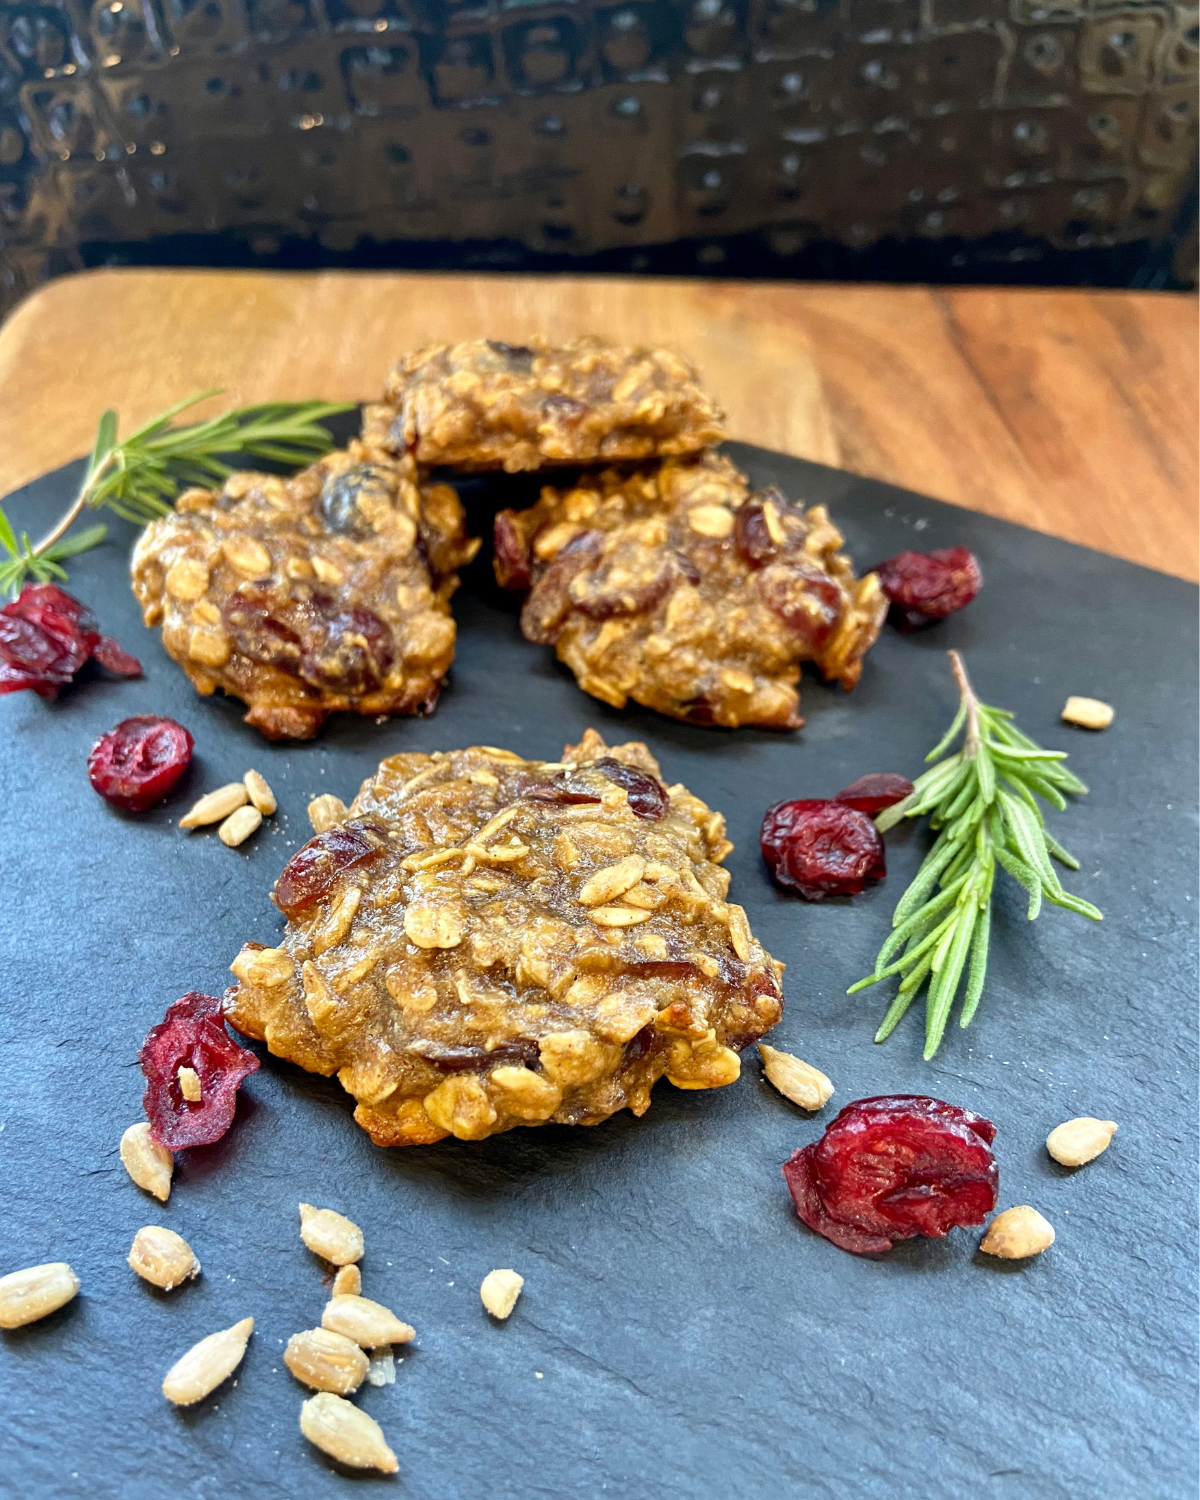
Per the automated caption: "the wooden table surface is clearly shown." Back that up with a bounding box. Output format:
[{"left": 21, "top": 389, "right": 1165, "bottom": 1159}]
[{"left": 0, "top": 269, "right": 1195, "bottom": 580}]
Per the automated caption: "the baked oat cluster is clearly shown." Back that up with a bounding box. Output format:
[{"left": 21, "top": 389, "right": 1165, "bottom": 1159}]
[
  {"left": 131, "top": 443, "right": 478, "bottom": 740},
  {"left": 226, "top": 730, "right": 784, "bottom": 1146},
  {"left": 493, "top": 453, "right": 886, "bottom": 730},
  {"left": 361, "top": 337, "right": 727, "bottom": 472}
]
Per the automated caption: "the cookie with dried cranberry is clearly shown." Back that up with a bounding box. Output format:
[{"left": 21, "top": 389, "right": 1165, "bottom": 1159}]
[
  {"left": 226, "top": 729, "right": 783, "bottom": 1147},
  {"left": 494, "top": 453, "right": 885, "bottom": 730},
  {"left": 131, "top": 445, "right": 479, "bottom": 740},
  {"left": 360, "top": 337, "right": 727, "bottom": 473}
]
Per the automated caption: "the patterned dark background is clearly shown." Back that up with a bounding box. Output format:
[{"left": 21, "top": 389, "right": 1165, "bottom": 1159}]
[{"left": 0, "top": 0, "right": 1196, "bottom": 315}]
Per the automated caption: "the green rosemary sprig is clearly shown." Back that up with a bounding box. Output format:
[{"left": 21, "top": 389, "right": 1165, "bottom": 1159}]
[
  {"left": 849, "top": 650, "right": 1102, "bottom": 1060},
  {"left": 0, "top": 391, "right": 354, "bottom": 598}
]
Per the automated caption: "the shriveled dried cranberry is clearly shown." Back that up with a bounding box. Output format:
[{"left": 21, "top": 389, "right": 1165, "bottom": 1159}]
[
  {"left": 486, "top": 340, "right": 535, "bottom": 369},
  {"left": 87, "top": 715, "right": 194, "bottom": 812},
  {"left": 835, "top": 772, "right": 914, "bottom": 816},
  {"left": 223, "top": 593, "right": 302, "bottom": 673},
  {"left": 620, "top": 1024, "right": 660, "bottom": 1069},
  {"left": 594, "top": 757, "right": 668, "bottom": 818},
  {"left": 493, "top": 508, "right": 532, "bottom": 592},
  {"left": 409, "top": 1038, "right": 541, "bottom": 1072},
  {"left": 91, "top": 635, "right": 143, "bottom": 677},
  {"left": 0, "top": 583, "right": 97, "bottom": 688},
  {"left": 521, "top": 530, "right": 603, "bottom": 644},
  {"left": 757, "top": 564, "right": 843, "bottom": 649},
  {"left": 319, "top": 464, "right": 393, "bottom": 539},
  {"left": 733, "top": 488, "right": 799, "bottom": 568},
  {"left": 784, "top": 1095, "right": 998, "bottom": 1254},
  {"left": 543, "top": 393, "right": 587, "bottom": 424},
  {"left": 570, "top": 546, "right": 676, "bottom": 621},
  {"left": 760, "top": 799, "right": 885, "bottom": 900},
  {"left": 274, "top": 822, "right": 383, "bottom": 917},
  {"left": 875, "top": 546, "right": 982, "bottom": 629},
  {"left": 140, "top": 991, "right": 260, "bottom": 1150},
  {"left": 300, "top": 606, "right": 394, "bottom": 694}
]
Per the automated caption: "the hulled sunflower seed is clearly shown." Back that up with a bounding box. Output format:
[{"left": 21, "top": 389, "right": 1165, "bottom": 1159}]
[
  {"left": 480, "top": 1269, "right": 524, "bottom": 1320},
  {"left": 179, "top": 783, "right": 249, "bottom": 829},
  {"left": 299, "top": 1204, "right": 364, "bottom": 1266},
  {"left": 332, "top": 1264, "right": 361, "bottom": 1298},
  {"left": 162, "top": 1316, "right": 254, "bottom": 1405},
  {"left": 321, "top": 1294, "right": 414, "bottom": 1348},
  {"left": 119, "top": 1122, "right": 173, "bottom": 1202},
  {"left": 285, "top": 1327, "right": 370, "bottom": 1395},
  {"left": 308, "top": 794, "right": 348, "bottom": 833},
  {"left": 219, "top": 804, "right": 263, "bottom": 848},
  {"left": 980, "top": 1206, "right": 1055, "bottom": 1260},
  {"left": 177, "top": 1065, "right": 202, "bottom": 1102},
  {"left": 0, "top": 1263, "right": 80, "bottom": 1329},
  {"left": 128, "top": 1226, "right": 200, "bottom": 1291},
  {"left": 1061, "top": 695, "right": 1114, "bottom": 731},
  {"left": 1046, "top": 1117, "right": 1118, "bottom": 1167},
  {"left": 243, "top": 769, "right": 277, "bottom": 816},
  {"left": 299, "top": 1391, "right": 399, "bottom": 1473},
  {"left": 758, "top": 1045, "right": 835, "bottom": 1112}
]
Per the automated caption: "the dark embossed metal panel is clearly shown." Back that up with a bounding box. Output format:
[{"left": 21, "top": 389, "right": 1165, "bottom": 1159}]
[{"left": 0, "top": 0, "right": 1196, "bottom": 310}]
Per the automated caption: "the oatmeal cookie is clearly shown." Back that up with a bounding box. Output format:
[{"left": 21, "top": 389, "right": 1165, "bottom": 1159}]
[
  {"left": 226, "top": 729, "right": 783, "bottom": 1146},
  {"left": 361, "top": 337, "right": 726, "bottom": 473},
  {"left": 493, "top": 453, "right": 886, "bottom": 730},
  {"left": 131, "top": 445, "right": 479, "bottom": 740}
]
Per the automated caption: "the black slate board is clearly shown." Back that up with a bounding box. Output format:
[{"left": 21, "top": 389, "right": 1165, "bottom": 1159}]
[{"left": 0, "top": 442, "right": 1196, "bottom": 1500}]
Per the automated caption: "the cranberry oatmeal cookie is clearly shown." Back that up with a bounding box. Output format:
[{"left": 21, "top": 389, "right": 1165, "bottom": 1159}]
[
  {"left": 494, "top": 453, "right": 885, "bottom": 730},
  {"left": 226, "top": 730, "right": 783, "bottom": 1145},
  {"left": 361, "top": 337, "right": 726, "bottom": 473},
  {"left": 131, "top": 445, "right": 479, "bottom": 740}
]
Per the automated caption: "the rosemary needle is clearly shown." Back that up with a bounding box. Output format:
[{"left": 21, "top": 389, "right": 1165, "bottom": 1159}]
[{"left": 850, "top": 650, "right": 1102, "bottom": 1060}]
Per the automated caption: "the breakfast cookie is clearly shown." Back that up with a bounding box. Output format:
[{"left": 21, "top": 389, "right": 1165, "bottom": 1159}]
[
  {"left": 131, "top": 445, "right": 479, "bottom": 740},
  {"left": 493, "top": 453, "right": 886, "bottom": 730},
  {"left": 226, "top": 729, "right": 783, "bottom": 1145},
  {"left": 361, "top": 337, "right": 726, "bottom": 473}
]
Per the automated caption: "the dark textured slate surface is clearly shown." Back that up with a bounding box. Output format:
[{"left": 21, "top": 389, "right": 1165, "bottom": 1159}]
[{"left": 0, "top": 443, "right": 1196, "bottom": 1500}]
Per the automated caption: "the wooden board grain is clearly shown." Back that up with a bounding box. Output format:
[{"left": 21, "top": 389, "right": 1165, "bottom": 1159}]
[{"left": 0, "top": 269, "right": 1195, "bottom": 579}]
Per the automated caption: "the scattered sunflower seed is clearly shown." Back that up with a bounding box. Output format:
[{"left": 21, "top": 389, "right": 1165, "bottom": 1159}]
[
  {"left": 219, "top": 803, "right": 263, "bottom": 848},
  {"left": 119, "top": 1122, "right": 173, "bottom": 1202},
  {"left": 243, "top": 768, "right": 277, "bottom": 816},
  {"left": 332, "top": 1264, "right": 361, "bottom": 1298},
  {"left": 179, "top": 783, "right": 249, "bottom": 829},
  {"left": 128, "top": 1226, "right": 201, "bottom": 1291},
  {"left": 285, "top": 1327, "right": 370, "bottom": 1395},
  {"left": 1061, "top": 695, "right": 1114, "bottom": 731},
  {"left": 177, "top": 1065, "right": 202, "bottom": 1102},
  {"left": 0, "top": 1263, "right": 80, "bottom": 1329},
  {"left": 321, "top": 1294, "right": 414, "bottom": 1348},
  {"left": 758, "top": 1045, "right": 834, "bottom": 1111},
  {"left": 480, "top": 1269, "right": 524, "bottom": 1321},
  {"left": 299, "top": 1203, "right": 364, "bottom": 1266},
  {"left": 1046, "top": 1117, "right": 1118, "bottom": 1167},
  {"left": 162, "top": 1316, "right": 254, "bottom": 1405},
  {"left": 308, "top": 794, "right": 348, "bottom": 834},
  {"left": 980, "top": 1206, "right": 1055, "bottom": 1260},
  {"left": 299, "top": 1391, "right": 399, "bottom": 1473}
]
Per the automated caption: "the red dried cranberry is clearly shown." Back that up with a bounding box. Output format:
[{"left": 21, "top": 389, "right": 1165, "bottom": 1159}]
[
  {"left": 874, "top": 546, "right": 982, "bottom": 629},
  {"left": 409, "top": 1038, "right": 541, "bottom": 1072},
  {"left": 733, "top": 488, "right": 799, "bottom": 568},
  {"left": 594, "top": 757, "right": 668, "bottom": 818},
  {"left": 757, "top": 565, "right": 843, "bottom": 649},
  {"left": 274, "top": 823, "right": 383, "bottom": 917},
  {"left": 493, "top": 509, "right": 532, "bottom": 591},
  {"left": 140, "top": 991, "right": 260, "bottom": 1150},
  {"left": 570, "top": 549, "right": 676, "bottom": 621},
  {"left": 223, "top": 592, "right": 303, "bottom": 673},
  {"left": 760, "top": 799, "right": 885, "bottom": 900},
  {"left": 0, "top": 660, "right": 59, "bottom": 697},
  {"left": 91, "top": 635, "right": 143, "bottom": 677},
  {"left": 834, "top": 773, "right": 914, "bottom": 816},
  {"left": 87, "top": 716, "right": 194, "bottom": 812},
  {"left": 521, "top": 530, "right": 603, "bottom": 644},
  {"left": 620, "top": 1024, "right": 660, "bottom": 1069},
  {"left": 0, "top": 583, "right": 98, "bottom": 690},
  {"left": 784, "top": 1095, "right": 998, "bottom": 1254},
  {"left": 300, "top": 606, "right": 394, "bottom": 694}
]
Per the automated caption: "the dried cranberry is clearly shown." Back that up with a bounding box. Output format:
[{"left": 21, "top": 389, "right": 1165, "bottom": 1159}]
[
  {"left": 874, "top": 546, "right": 982, "bottom": 629},
  {"left": 784, "top": 1095, "right": 998, "bottom": 1254},
  {"left": 757, "top": 565, "right": 843, "bottom": 649},
  {"left": 139, "top": 991, "right": 260, "bottom": 1150},
  {"left": 300, "top": 606, "right": 394, "bottom": 694},
  {"left": 570, "top": 547, "right": 676, "bottom": 621},
  {"left": 523, "top": 774, "right": 603, "bottom": 807},
  {"left": 319, "top": 464, "right": 393, "bottom": 539},
  {"left": 0, "top": 583, "right": 98, "bottom": 690},
  {"left": 734, "top": 488, "right": 800, "bottom": 568},
  {"left": 760, "top": 799, "right": 885, "bottom": 900},
  {"left": 486, "top": 340, "right": 535, "bottom": 369},
  {"left": 409, "top": 1038, "right": 541, "bottom": 1072},
  {"left": 0, "top": 660, "right": 58, "bottom": 697},
  {"left": 223, "top": 593, "right": 302, "bottom": 673},
  {"left": 834, "top": 772, "right": 914, "bottom": 816},
  {"left": 91, "top": 635, "right": 143, "bottom": 677},
  {"left": 543, "top": 393, "right": 588, "bottom": 424},
  {"left": 493, "top": 509, "right": 532, "bottom": 592},
  {"left": 87, "top": 715, "right": 194, "bottom": 812},
  {"left": 620, "top": 1024, "right": 660, "bottom": 1069},
  {"left": 521, "top": 531, "right": 603, "bottom": 644},
  {"left": 594, "top": 757, "right": 668, "bottom": 818},
  {"left": 15, "top": 583, "right": 97, "bottom": 634},
  {"left": 274, "top": 823, "right": 383, "bottom": 917}
]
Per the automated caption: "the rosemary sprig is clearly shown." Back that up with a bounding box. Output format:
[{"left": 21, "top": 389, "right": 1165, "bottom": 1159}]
[
  {"left": 849, "top": 650, "right": 1102, "bottom": 1060},
  {"left": 0, "top": 391, "right": 354, "bottom": 598}
]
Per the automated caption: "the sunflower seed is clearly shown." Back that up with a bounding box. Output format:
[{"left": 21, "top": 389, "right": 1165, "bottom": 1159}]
[
  {"left": 177, "top": 1065, "right": 202, "bottom": 1102},
  {"left": 243, "top": 769, "right": 277, "bottom": 816},
  {"left": 119, "top": 1122, "right": 173, "bottom": 1202},
  {"left": 1046, "top": 1117, "right": 1118, "bottom": 1167},
  {"left": 219, "top": 804, "right": 263, "bottom": 848},
  {"left": 1061, "top": 695, "right": 1114, "bottom": 731},
  {"left": 758, "top": 1045, "right": 834, "bottom": 1111},
  {"left": 128, "top": 1226, "right": 200, "bottom": 1291},
  {"left": 162, "top": 1317, "right": 254, "bottom": 1405},
  {"left": 332, "top": 1264, "right": 361, "bottom": 1298},
  {"left": 480, "top": 1269, "right": 524, "bottom": 1320},
  {"left": 299, "top": 1204, "right": 364, "bottom": 1266},
  {"left": 321, "top": 1294, "right": 414, "bottom": 1348},
  {"left": 299, "top": 1391, "right": 399, "bottom": 1473},
  {"left": 285, "top": 1327, "right": 370, "bottom": 1395},
  {"left": 0, "top": 1263, "right": 80, "bottom": 1329},
  {"left": 980, "top": 1206, "right": 1055, "bottom": 1260},
  {"left": 308, "top": 794, "right": 348, "bottom": 833},
  {"left": 179, "top": 783, "right": 249, "bottom": 829}
]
